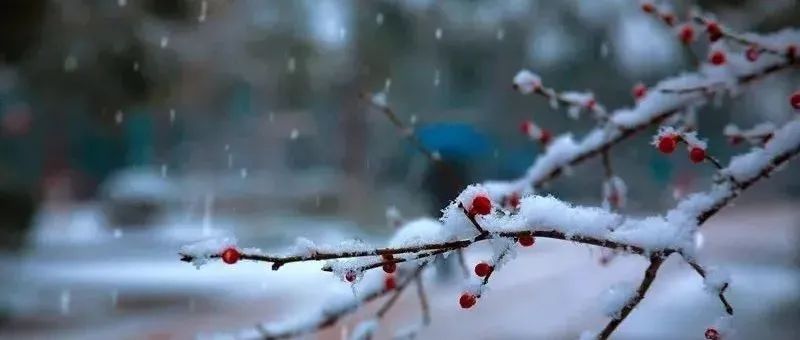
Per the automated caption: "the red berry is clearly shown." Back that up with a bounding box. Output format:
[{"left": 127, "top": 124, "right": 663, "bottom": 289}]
[
  {"left": 507, "top": 193, "right": 521, "bottom": 209},
  {"left": 657, "top": 136, "right": 677, "bottom": 154},
  {"left": 474, "top": 262, "right": 492, "bottom": 277},
  {"left": 459, "top": 293, "right": 477, "bottom": 309},
  {"left": 787, "top": 45, "right": 797, "bottom": 60},
  {"left": 221, "top": 248, "right": 240, "bottom": 264},
  {"left": 791, "top": 91, "right": 800, "bottom": 110},
  {"left": 345, "top": 270, "right": 357, "bottom": 282},
  {"left": 632, "top": 83, "right": 647, "bottom": 100},
  {"left": 704, "top": 328, "right": 720, "bottom": 340},
  {"left": 469, "top": 195, "right": 492, "bottom": 216},
  {"left": 706, "top": 21, "right": 722, "bottom": 42},
  {"left": 641, "top": 2, "right": 655, "bottom": 13},
  {"left": 586, "top": 98, "right": 596, "bottom": 110},
  {"left": 729, "top": 135, "right": 743, "bottom": 145},
  {"left": 382, "top": 261, "right": 396, "bottom": 274},
  {"left": 539, "top": 129, "right": 552, "bottom": 144},
  {"left": 745, "top": 46, "right": 760, "bottom": 62},
  {"left": 384, "top": 275, "right": 396, "bottom": 290},
  {"left": 679, "top": 24, "right": 695, "bottom": 45},
  {"left": 519, "top": 121, "right": 533, "bottom": 135},
  {"left": 608, "top": 192, "right": 620, "bottom": 207},
  {"left": 518, "top": 233, "right": 535, "bottom": 247},
  {"left": 381, "top": 253, "right": 393, "bottom": 261},
  {"left": 661, "top": 13, "right": 675, "bottom": 26},
  {"left": 689, "top": 147, "right": 706, "bottom": 163},
  {"left": 709, "top": 51, "right": 726, "bottom": 65}
]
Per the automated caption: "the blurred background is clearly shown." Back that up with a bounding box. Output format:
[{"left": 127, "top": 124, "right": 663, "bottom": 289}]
[{"left": 0, "top": 0, "right": 798, "bottom": 339}]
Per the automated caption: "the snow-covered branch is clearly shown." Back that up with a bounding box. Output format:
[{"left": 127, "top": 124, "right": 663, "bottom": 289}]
[
  {"left": 179, "top": 4, "right": 800, "bottom": 338},
  {"left": 180, "top": 117, "right": 800, "bottom": 339}
]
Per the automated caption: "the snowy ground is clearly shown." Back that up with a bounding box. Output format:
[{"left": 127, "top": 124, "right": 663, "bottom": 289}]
[{"left": 0, "top": 202, "right": 797, "bottom": 339}]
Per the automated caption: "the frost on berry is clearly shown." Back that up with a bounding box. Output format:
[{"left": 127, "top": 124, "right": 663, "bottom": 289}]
[
  {"left": 470, "top": 195, "right": 492, "bottom": 216},
  {"left": 652, "top": 126, "right": 682, "bottom": 154},
  {"left": 512, "top": 69, "right": 542, "bottom": 94},
  {"left": 459, "top": 292, "right": 477, "bottom": 309},
  {"left": 704, "top": 328, "right": 720, "bottom": 340},
  {"left": 345, "top": 270, "right": 357, "bottom": 283}
]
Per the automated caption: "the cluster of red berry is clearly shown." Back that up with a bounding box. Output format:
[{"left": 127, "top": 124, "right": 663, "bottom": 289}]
[
  {"left": 642, "top": 2, "right": 797, "bottom": 67},
  {"left": 656, "top": 133, "right": 707, "bottom": 164},
  {"left": 520, "top": 121, "right": 552, "bottom": 145},
  {"left": 458, "top": 195, "right": 535, "bottom": 309}
]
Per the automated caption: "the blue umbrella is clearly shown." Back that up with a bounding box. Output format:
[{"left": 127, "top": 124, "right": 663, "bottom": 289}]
[{"left": 415, "top": 123, "right": 491, "bottom": 161}]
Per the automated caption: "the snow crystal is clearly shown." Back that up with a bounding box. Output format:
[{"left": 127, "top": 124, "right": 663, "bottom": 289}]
[
  {"left": 513, "top": 70, "right": 541, "bottom": 94},
  {"left": 179, "top": 237, "right": 237, "bottom": 268},
  {"left": 703, "top": 266, "right": 730, "bottom": 293},
  {"left": 600, "top": 281, "right": 637, "bottom": 318}
]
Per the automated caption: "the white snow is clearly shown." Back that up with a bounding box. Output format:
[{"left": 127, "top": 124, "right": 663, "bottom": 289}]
[
  {"left": 349, "top": 318, "right": 378, "bottom": 340},
  {"left": 600, "top": 281, "right": 637, "bottom": 318},
  {"left": 512, "top": 69, "right": 542, "bottom": 94},
  {"left": 179, "top": 237, "right": 237, "bottom": 268},
  {"left": 723, "top": 119, "right": 800, "bottom": 181},
  {"left": 703, "top": 266, "right": 730, "bottom": 294}
]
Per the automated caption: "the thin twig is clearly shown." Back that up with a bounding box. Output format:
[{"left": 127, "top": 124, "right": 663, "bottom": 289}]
[
  {"left": 415, "top": 275, "right": 431, "bottom": 326},
  {"left": 598, "top": 255, "right": 665, "bottom": 340},
  {"left": 685, "top": 260, "right": 734, "bottom": 315}
]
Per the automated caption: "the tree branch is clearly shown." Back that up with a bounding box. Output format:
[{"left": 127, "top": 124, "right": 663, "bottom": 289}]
[
  {"left": 598, "top": 255, "right": 665, "bottom": 340},
  {"left": 685, "top": 259, "right": 734, "bottom": 315}
]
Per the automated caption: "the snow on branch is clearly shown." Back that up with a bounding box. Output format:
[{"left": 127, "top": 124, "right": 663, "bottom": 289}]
[
  {"left": 493, "top": 52, "right": 797, "bottom": 202},
  {"left": 179, "top": 5, "right": 800, "bottom": 339}
]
